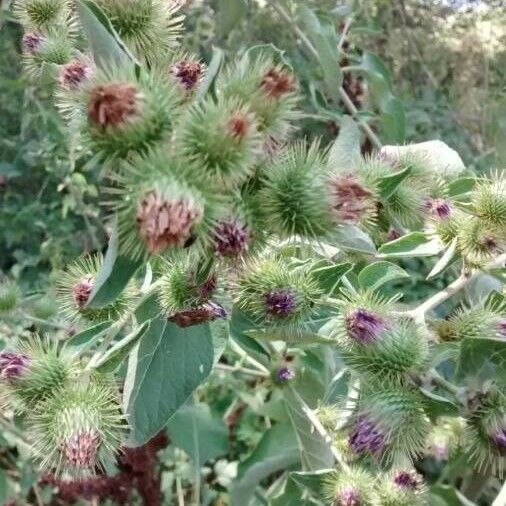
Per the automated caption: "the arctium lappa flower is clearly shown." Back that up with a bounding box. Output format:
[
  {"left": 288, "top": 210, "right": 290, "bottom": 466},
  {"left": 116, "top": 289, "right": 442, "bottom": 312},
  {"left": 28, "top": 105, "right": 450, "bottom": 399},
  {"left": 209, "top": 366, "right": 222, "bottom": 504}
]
[
  {"left": 170, "top": 58, "right": 204, "bottom": 91},
  {"left": 261, "top": 141, "right": 336, "bottom": 239},
  {"left": 218, "top": 56, "right": 299, "bottom": 139},
  {"left": 57, "top": 254, "right": 136, "bottom": 323},
  {"left": 376, "top": 469, "right": 428, "bottom": 506},
  {"left": 323, "top": 467, "right": 377, "bottom": 506},
  {"left": 179, "top": 97, "right": 262, "bottom": 188},
  {"left": 236, "top": 257, "right": 321, "bottom": 328},
  {"left": 0, "top": 338, "right": 75, "bottom": 410},
  {"left": 29, "top": 379, "right": 125, "bottom": 477},
  {"left": 22, "top": 31, "right": 45, "bottom": 53},
  {"left": 59, "top": 60, "right": 93, "bottom": 90},
  {"left": 345, "top": 308, "right": 388, "bottom": 343},
  {"left": 79, "top": 66, "right": 181, "bottom": 161},
  {"left": 445, "top": 305, "right": 506, "bottom": 341},
  {"left": 212, "top": 217, "right": 250, "bottom": 259}
]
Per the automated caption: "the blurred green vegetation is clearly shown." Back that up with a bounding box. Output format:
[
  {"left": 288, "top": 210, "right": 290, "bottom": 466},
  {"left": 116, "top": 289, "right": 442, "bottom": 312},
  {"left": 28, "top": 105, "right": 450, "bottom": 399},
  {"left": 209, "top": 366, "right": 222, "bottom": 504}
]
[{"left": 1, "top": 0, "right": 505, "bottom": 289}]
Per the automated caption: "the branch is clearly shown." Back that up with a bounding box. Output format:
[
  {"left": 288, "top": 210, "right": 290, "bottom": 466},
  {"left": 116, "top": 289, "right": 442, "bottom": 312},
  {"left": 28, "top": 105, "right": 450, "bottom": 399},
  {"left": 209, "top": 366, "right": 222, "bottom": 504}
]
[
  {"left": 267, "top": 2, "right": 382, "bottom": 149},
  {"left": 215, "top": 363, "right": 269, "bottom": 378}
]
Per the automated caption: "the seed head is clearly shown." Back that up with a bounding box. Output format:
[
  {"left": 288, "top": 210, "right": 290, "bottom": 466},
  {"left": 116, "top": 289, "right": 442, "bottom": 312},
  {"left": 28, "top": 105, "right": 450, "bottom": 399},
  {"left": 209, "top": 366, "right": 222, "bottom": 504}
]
[
  {"left": 264, "top": 289, "right": 297, "bottom": 317},
  {"left": 170, "top": 60, "right": 203, "bottom": 90},
  {"left": 0, "top": 351, "right": 30, "bottom": 380},
  {"left": 329, "top": 173, "right": 374, "bottom": 223},
  {"left": 136, "top": 190, "right": 203, "bottom": 254},
  {"left": 349, "top": 416, "right": 387, "bottom": 455},
  {"left": 23, "top": 32, "right": 44, "bottom": 53},
  {"left": 59, "top": 61, "right": 92, "bottom": 90},
  {"left": 228, "top": 113, "right": 250, "bottom": 139},
  {"left": 345, "top": 308, "right": 387, "bottom": 343},
  {"left": 337, "top": 485, "right": 360, "bottom": 506},
  {"left": 88, "top": 83, "right": 138, "bottom": 128},
  {"left": 261, "top": 68, "right": 296, "bottom": 99},
  {"left": 393, "top": 470, "right": 423, "bottom": 491},
  {"left": 63, "top": 430, "right": 101, "bottom": 469},
  {"left": 276, "top": 366, "right": 295, "bottom": 382},
  {"left": 72, "top": 276, "right": 94, "bottom": 309},
  {"left": 213, "top": 218, "right": 250, "bottom": 258}
]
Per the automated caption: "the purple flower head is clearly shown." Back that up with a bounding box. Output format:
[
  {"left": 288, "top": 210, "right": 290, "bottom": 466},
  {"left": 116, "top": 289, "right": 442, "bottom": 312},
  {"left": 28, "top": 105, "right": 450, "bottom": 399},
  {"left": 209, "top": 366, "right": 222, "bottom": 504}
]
[
  {"left": 277, "top": 366, "right": 295, "bottom": 382},
  {"left": 23, "top": 32, "right": 44, "bottom": 54},
  {"left": 345, "top": 308, "right": 387, "bottom": 343},
  {"left": 337, "top": 485, "right": 360, "bottom": 506},
  {"left": 0, "top": 351, "right": 30, "bottom": 380},
  {"left": 264, "top": 289, "right": 297, "bottom": 317},
  {"left": 387, "top": 228, "right": 403, "bottom": 241},
  {"left": 433, "top": 440, "right": 449, "bottom": 460},
  {"left": 498, "top": 320, "right": 506, "bottom": 339},
  {"left": 349, "top": 415, "right": 387, "bottom": 455},
  {"left": 72, "top": 276, "right": 94, "bottom": 309},
  {"left": 59, "top": 61, "right": 92, "bottom": 90},
  {"left": 63, "top": 430, "right": 100, "bottom": 468},
  {"left": 393, "top": 470, "right": 422, "bottom": 491},
  {"left": 490, "top": 427, "right": 506, "bottom": 455},
  {"left": 424, "top": 198, "right": 452, "bottom": 220},
  {"left": 170, "top": 60, "right": 203, "bottom": 91},
  {"left": 213, "top": 218, "right": 250, "bottom": 258}
]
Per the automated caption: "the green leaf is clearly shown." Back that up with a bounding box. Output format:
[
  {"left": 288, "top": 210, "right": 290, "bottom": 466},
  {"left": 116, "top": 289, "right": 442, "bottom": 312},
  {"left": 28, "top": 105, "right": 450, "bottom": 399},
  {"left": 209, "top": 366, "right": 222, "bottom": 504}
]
[
  {"left": 456, "top": 337, "right": 506, "bottom": 384},
  {"left": 217, "top": 0, "right": 248, "bottom": 36},
  {"left": 298, "top": 6, "right": 343, "bottom": 103},
  {"left": 290, "top": 469, "right": 334, "bottom": 499},
  {"left": 166, "top": 404, "right": 229, "bottom": 465},
  {"left": 92, "top": 321, "right": 149, "bottom": 373},
  {"left": 66, "top": 321, "right": 111, "bottom": 355},
  {"left": 123, "top": 317, "right": 214, "bottom": 445},
  {"left": 230, "top": 423, "right": 300, "bottom": 506},
  {"left": 488, "top": 268, "right": 506, "bottom": 284},
  {"left": 448, "top": 177, "right": 476, "bottom": 197},
  {"left": 419, "top": 388, "right": 458, "bottom": 419},
  {"left": 358, "top": 261, "right": 409, "bottom": 291},
  {"left": 378, "top": 232, "right": 443, "bottom": 258},
  {"left": 334, "top": 224, "right": 376, "bottom": 254},
  {"left": 430, "top": 485, "right": 478, "bottom": 506},
  {"left": 485, "top": 290, "right": 506, "bottom": 311},
  {"left": 86, "top": 224, "right": 142, "bottom": 310},
  {"left": 196, "top": 46, "right": 224, "bottom": 100},
  {"left": 378, "top": 166, "right": 412, "bottom": 199},
  {"left": 76, "top": 0, "right": 137, "bottom": 68},
  {"left": 283, "top": 387, "right": 334, "bottom": 471},
  {"left": 311, "top": 261, "right": 353, "bottom": 296},
  {"left": 240, "top": 43, "right": 291, "bottom": 69},
  {"left": 327, "top": 115, "right": 362, "bottom": 172},
  {"left": 427, "top": 239, "right": 459, "bottom": 280},
  {"left": 0, "top": 469, "right": 7, "bottom": 505},
  {"left": 211, "top": 318, "right": 229, "bottom": 365}
]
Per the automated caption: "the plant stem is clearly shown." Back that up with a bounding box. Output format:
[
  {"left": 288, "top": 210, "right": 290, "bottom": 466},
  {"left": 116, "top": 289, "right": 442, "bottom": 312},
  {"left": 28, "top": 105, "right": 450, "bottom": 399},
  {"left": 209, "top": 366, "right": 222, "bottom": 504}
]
[
  {"left": 215, "top": 363, "right": 269, "bottom": 378},
  {"left": 267, "top": 1, "right": 382, "bottom": 149},
  {"left": 229, "top": 339, "right": 270, "bottom": 374},
  {"left": 429, "top": 370, "right": 461, "bottom": 397}
]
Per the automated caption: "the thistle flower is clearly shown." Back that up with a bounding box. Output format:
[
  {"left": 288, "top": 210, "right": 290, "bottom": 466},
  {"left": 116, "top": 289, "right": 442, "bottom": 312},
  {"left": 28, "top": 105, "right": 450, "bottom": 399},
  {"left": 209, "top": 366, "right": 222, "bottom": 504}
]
[
  {"left": 179, "top": 97, "right": 262, "bottom": 188},
  {"left": 323, "top": 467, "right": 377, "bottom": 506},
  {"left": 0, "top": 338, "right": 76, "bottom": 410},
  {"left": 445, "top": 306, "right": 506, "bottom": 341},
  {"left": 348, "top": 386, "right": 431, "bottom": 462},
  {"left": 472, "top": 173, "right": 506, "bottom": 231},
  {"left": 236, "top": 257, "right": 321, "bottom": 327},
  {"left": 0, "top": 351, "right": 30, "bottom": 380},
  {"left": 457, "top": 216, "right": 504, "bottom": 267},
  {"left": 426, "top": 207, "right": 465, "bottom": 247},
  {"left": 276, "top": 366, "right": 296, "bottom": 383},
  {"left": 328, "top": 173, "right": 378, "bottom": 227},
  {"left": 79, "top": 66, "right": 181, "bottom": 161},
  {"left": 14, "top": 0, "right": 70, "bottom": 29},
  {"left": 170, "top": 58, "right": 204, "bottom": 91},
  {"left": 345, "top": 308, "right": 388, "bottom": 344},
  {"left": 59, "top": 60, "right": 93, "bottom": 90},
  {"left": 218, "top": 56, "right": 299, "bottom": 139},
  {"left": 157, "top": 253, "right": 217, "bottom": 315},
  {"left": 423, "top": 198, "right": 452, "bottom": 220},
  {"left": 28, "top": 380, "right": 125, "bottom": 477},
  {"left": 56, "top": 254, "right": 136, "bottom": 323},
  {"left": 260, "top": 141, "right": 336, "bottom": 239},
  {"left": 0, "top": 280, "right": 21, "bottom": 313},
  {"left": 466, "top": 388, "right": 506, "bottom": 474},
  {"left": 93, "top": 0, "right": 184, "bottom": 63},
  {"left": 22, "top": 31, "right": 44, "bottom": 53},
  {"left": 110, "top": 150, "right": 225, "bottom": 258},
  {"left": 376, "top": 469, "right": 428, "bottom": 506},
  {"left": 212, "top": 217, "right": 250, "bottom": 258}
]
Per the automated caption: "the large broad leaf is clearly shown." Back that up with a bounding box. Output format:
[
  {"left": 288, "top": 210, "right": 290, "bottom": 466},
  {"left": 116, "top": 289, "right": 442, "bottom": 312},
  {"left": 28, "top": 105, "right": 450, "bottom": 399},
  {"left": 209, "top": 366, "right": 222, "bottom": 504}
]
[
  {"left": 66, "top": 321, "right": 111, "bottom": 355},
  {"left": 229, "top": 423, "right": 300, "bottom": 506},
  {"left": 378, "top": 232, "right": 443, "bottom": 258},
  {"left": 166, "top": 404, "right": 229, "bottom": 464},
  {"left": 327, "top": 115, "right": 362, "bottom": 172},
  {"left": 333, "top": 224, "right": 376, "bottom": 254},
  {"left": 196, "top": 46, "right": 224, "bottom": 100},
  {"left": 310, "top": 260, "right": 353, "bottom": 296},
  {"left": 76, "top": 0, "right": 136, "bottom": 68},
  {"left": 430, "top": 485, "right": 478, "bottom": 506},
  {"left": 123, "top": 317, "right": 214, "bottom": 445},
  {"left": 283, "top": 387, "right": 334, "bottom": 471},
  {"left": 290, "top": 469, "right": 334, "bottom": 499},
  {"left": 456, "top": 337, "right": 506, "bottom": 384},
  {"left": 86, "top": 225, "right": 143, "bottom": 310},
  {"left": 419, "top": 388, "right": 459, "bottom": 419},
  {"left": 298, "top": 6, "right": 343, "bottom": 104},
  {"left": 358, "top": 261, "right": 409, "bottom": 291},
  {"left": 378, "top": 166, "right": 412, "bottom": 199}
]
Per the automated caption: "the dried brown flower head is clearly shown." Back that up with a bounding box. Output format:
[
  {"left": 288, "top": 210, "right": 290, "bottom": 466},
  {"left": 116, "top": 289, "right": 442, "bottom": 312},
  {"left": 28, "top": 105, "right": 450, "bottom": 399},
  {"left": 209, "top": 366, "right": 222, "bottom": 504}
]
[
  {"left": 88, "top": 83, "right": 138, "bottom": 128},
  {"left": 261, "top": 68, "right": 296, "bottom": 99},
  {"left": 329, "top": 173, "right": 374, "bottom": 223}
]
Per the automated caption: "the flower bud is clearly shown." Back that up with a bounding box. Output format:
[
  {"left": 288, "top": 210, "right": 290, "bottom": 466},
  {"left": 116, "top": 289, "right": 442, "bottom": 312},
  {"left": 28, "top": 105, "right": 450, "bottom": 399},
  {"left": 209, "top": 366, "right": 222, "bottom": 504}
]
[
  {"left": 345, "top": 308, "right": 387, "bottom": 343},
  {"left": 423, "top": 198, "right": 452, "bottom": 220},
  {"left": 349, "top": 415, "right": 387, "bottom": 456},
  {"left": 323, "top": 467, "right": 377, "bottom": 506},
  {"left": 276, "top": 366, "right": 295, "bottom": 383},
  {"left": 23, "top": 31, "right": 44, "bottom": 53},
  {"left": 0, "top": 351, "right": 30, "bottom": 380},
  {"left": 264, "top": 289, "right": 297, "bottom": 317},
  {"left": 472, "top": 174, "right": 506, "bottom": 230},
  {"left": 393, "top": 470, "right": 423, "bottom": 491},
  {"left": 63, "top": 430, "right": 100, "bottom": 469},
  {"left": 88, "top": 83, "right": 138, "bottom": 128},
  {"left": 59, "top": 61, "right": 92, "bottom": 90},
  {"left": 72, "top": 276, "right": 94, "bottom": 309},
  {"left": 170, "top": 59, "right": 203, "bottom": 91},
  {"left": 15, "top": 0, "right": 69, "bottom": 28}
]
